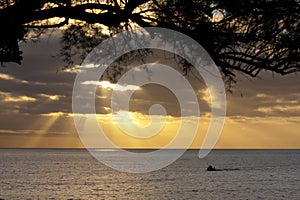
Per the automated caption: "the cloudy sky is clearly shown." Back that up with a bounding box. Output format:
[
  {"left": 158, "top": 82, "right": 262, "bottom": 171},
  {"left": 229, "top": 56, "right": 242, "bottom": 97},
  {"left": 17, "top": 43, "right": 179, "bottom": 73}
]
[{"left": 0, "top": 31, "right": 299, "bottom": 149}]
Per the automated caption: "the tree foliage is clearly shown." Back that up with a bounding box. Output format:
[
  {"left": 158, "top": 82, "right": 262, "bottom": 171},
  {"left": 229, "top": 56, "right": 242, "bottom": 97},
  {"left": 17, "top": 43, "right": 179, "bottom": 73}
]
[{"left": 0, "top": 0, "right": 299, "bottom": 79}]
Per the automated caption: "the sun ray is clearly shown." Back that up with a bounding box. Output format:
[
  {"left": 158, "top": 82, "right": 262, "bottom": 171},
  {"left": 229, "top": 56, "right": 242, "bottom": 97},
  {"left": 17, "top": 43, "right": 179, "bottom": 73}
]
[{"left": 26, "top": 113, "right": 61, "bottom": 147}]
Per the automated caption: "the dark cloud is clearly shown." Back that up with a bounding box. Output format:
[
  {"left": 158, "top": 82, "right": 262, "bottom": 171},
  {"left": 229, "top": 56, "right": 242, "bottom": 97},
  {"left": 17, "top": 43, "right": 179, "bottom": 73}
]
[
  {"left": 226, "top": 73, "right": 300, "bottom": 117},
  {"left": 0, "top": 129, "right": 72, "bottom": 137},
  {"left": 0, "top": 32, "right": 75, "bottom": 115},
  {"left": 0, "top": 30, "right": 299, "bottom": 141}
]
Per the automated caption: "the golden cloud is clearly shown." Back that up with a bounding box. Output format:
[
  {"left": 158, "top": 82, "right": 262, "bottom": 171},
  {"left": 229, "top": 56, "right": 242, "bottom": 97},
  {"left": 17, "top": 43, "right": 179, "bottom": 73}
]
[{"left": 0, "top": 91, "right": 36, "bottom": 102}]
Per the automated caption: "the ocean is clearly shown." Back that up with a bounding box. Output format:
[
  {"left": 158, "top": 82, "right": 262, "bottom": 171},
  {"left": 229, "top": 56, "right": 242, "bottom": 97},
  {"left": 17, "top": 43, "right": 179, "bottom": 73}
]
[{"left": 0, "top": 149, "right": 299, "bottom": 199}]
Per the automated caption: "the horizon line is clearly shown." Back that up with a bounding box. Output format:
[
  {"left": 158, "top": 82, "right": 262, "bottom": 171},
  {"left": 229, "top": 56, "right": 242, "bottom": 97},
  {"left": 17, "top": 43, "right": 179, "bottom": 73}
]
[{"left": 0, "top": 147, "right": 299, "bottom": 150}]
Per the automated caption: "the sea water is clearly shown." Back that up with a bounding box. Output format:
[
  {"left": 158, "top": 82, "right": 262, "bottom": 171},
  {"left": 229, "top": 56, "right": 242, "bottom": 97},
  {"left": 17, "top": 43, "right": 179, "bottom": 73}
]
[{"left": 0, "top": 149, "right": 299, "bottom": 199}]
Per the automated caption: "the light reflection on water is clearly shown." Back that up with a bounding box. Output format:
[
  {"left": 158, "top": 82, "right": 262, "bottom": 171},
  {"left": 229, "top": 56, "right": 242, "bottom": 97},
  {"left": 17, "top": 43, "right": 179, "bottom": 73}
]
[{"left": 0, "top": 149, "right": 299, "bottom": 199}]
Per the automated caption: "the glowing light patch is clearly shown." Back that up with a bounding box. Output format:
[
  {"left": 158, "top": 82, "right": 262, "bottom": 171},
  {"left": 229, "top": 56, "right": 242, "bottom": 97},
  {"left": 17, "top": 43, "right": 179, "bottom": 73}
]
[
  {"left": 82, "top": 80, "right": 141, "bottom": 91},
  {"left": 0, "top": 91, "right": 36, "bottom": 102}
]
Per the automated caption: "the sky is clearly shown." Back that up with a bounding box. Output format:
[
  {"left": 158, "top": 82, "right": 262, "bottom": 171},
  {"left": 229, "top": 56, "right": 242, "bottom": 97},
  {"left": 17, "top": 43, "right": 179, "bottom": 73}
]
[{"left": 0, "top": 32, "right": 299, "bottom": 149}]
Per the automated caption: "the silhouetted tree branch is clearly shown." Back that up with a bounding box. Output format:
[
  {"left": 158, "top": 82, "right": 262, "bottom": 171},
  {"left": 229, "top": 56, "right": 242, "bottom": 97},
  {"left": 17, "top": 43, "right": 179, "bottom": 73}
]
[{"left": 0, "top": 0, "right": 299, "bottom": 80}]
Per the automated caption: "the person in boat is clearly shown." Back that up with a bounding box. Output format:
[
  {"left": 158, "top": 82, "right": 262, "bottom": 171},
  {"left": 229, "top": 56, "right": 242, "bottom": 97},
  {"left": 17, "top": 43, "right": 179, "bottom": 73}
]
[{"left": 207, "top": 165, "right": 216, "bottom": 171}]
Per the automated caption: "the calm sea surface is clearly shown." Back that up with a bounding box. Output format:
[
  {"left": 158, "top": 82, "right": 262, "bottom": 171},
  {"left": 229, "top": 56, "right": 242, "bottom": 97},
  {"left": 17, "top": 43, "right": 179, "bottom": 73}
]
[{"left": 0, "top": 149, "right": 299, "bottom": 199}]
